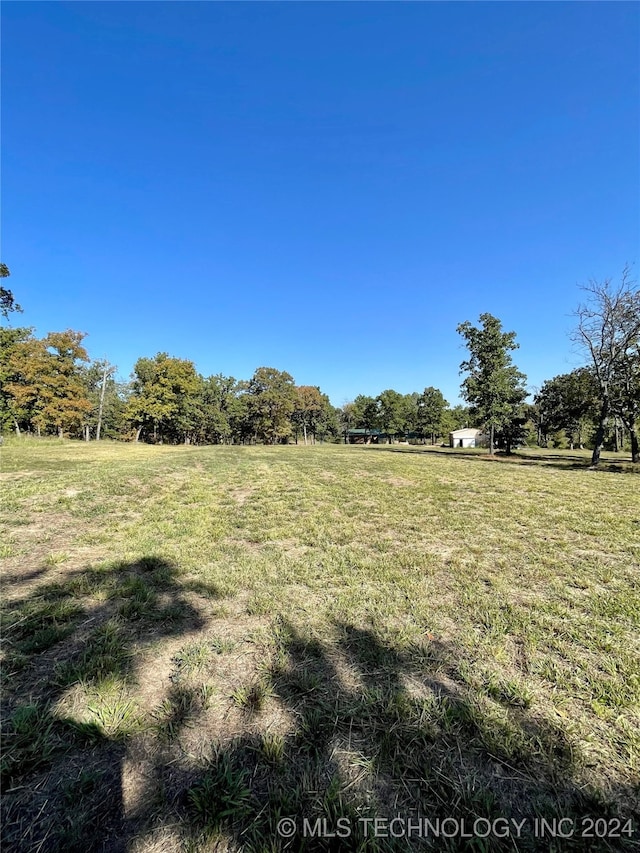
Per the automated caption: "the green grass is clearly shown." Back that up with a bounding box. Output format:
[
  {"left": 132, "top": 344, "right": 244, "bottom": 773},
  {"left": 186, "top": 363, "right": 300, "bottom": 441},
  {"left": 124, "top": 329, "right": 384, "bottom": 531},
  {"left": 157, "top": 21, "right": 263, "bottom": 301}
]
[{"left": 1, "top": 439, "right": 638, "bottom": 851}]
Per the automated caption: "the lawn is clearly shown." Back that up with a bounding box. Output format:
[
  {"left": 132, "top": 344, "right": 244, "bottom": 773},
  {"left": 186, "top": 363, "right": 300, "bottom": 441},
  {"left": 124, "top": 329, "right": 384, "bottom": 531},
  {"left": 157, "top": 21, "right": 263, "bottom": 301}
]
[{"left": 1, "top": 440, "right": 639, "bottom": 852}]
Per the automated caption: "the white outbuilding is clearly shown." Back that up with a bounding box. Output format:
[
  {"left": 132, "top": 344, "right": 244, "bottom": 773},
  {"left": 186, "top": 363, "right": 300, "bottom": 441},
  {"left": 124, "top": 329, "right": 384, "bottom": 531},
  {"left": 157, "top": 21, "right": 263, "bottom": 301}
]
[{"left": 449, "top": 428, "right": 486, "bottom": 448}]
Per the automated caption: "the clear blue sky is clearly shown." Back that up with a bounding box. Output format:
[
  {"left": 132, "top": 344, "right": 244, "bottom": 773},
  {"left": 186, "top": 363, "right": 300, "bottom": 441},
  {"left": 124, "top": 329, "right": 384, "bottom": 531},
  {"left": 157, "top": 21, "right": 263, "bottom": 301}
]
[{"left": 2, "top": 2, "right": 638, "bottom": 406}]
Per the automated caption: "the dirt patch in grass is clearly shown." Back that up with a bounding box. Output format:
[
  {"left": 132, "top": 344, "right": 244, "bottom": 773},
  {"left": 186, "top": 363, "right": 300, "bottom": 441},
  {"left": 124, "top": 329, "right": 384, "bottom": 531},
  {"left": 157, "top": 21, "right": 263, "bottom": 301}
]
[{"left": 384, "top": 476, "right": 415, "bottom": 487}]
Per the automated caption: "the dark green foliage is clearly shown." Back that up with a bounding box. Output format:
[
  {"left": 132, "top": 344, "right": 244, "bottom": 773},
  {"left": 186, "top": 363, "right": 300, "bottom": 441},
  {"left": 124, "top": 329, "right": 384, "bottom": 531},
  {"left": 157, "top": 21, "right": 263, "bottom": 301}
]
[
  {"left": 535, "top": 368, "right": 599, "bottom": 448},
  {"left": 416, "top": 386, "right": 449, "bottom": 443},
  {"left": 245, "top": 366, "right": 298, "bottom": 444},
  {"left": 457, "top": 313, "right": 528, "bottom": 453}
]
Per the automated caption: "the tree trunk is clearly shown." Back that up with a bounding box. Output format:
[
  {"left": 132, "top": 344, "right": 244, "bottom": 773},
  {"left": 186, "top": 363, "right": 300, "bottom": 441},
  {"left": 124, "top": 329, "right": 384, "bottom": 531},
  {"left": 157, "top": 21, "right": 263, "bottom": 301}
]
[
  {"left": 58, "top": 427, "right": 64, "bottom": 439},
  {"left": 84, "top": 424, "right": 90, "bottom": 442},
  {"left": 13, "top": 418, "right": 20, "bottom": 437},
  {"left": 591, "top": 395, "right": 609, "bottom": 467},
  {"left": 489, "top": 424, "right": 495, "bottom": 455},
  {"left": 96, "top": 363, "right": 108, "bottom": 441},
  {"left": 303, "top": 423, "right": 307, "bottom": 445},
  {"left": 631, "top": 429, "right": 639, "bottom": 463},
  {"left": 135, "top": 427, "right": 142, "bottom": 443}
]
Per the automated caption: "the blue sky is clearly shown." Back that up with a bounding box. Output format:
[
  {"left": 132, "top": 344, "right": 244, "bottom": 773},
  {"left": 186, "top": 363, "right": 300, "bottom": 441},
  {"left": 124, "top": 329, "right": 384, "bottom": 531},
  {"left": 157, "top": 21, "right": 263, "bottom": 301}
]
[{"left": 2, "top": 2, "right": 638, "bottom": 406}]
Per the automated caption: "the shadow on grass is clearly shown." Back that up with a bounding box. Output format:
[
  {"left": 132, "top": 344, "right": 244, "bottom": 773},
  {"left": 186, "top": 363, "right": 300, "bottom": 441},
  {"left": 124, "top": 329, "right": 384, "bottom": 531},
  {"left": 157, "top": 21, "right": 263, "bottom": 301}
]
[
  {"left": 2, "top": 571, "right": 638, "bottom": 851},
  {"left": 363, "top": 446, "right": 639, "bottom": 474},
  {"left": 1, "top": 556, "right": 219, "bottom": 852},
  {"left": 163, "top": 621, "right": 637, "bottom": 852}
]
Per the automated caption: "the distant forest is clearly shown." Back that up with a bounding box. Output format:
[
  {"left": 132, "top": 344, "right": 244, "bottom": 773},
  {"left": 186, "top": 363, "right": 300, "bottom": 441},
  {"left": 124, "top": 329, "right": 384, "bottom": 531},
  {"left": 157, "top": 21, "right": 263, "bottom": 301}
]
[{"left": 1, "top": 266, "right": 638, "bottom": 464}]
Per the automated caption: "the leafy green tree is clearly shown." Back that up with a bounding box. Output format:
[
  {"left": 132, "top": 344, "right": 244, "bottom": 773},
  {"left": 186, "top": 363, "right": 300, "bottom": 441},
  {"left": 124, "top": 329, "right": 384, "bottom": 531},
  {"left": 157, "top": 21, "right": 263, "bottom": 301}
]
[
  {"left": 194, "top": 375, "right": 229, "bottom": 444},
  {"left": 610, "top": 343, "right": 640, "bottom": 461},
  {"left": 292, "top": 386, "right": 336, "bottom": 444},
  {"left": 338, "top": 402, "right": 356, "bottom": 442},
  {"left": 293, "top": 386, "right": 324, "bottom": 445},
  {"left": 518, "top": 402, "right": 542, "bottom": 447},
  {"left": 80, "top": 360, "right": 119, "bottom": 441},
  {"left": 188, "top": 374, "right": 245, "bottom": 445},
  {"left": 535, "top": 369, "right": 599, "bottom": 449},
  {"left": 126, "top": 353, "right": 200, "bottom": 443},
  {"left": 573, "top": 267, "right": 640, "bottom": 464},
  {"left": 101, "top": 379, "right": 130, "bottom": 440},
  {"left": 416, "top": 387, "right": 448, "bottom": 444},
  {"left": 494, "top": 413, "right": 529, "bottom": 453},
  {"left": 400, "top": 393, "right": 419, "bottom": 437},
  {"left": 313, "top": 395, "right": 339, "bottom": 443},
  {"left": 245, "top": 367, "right": 297, "bottom": 444},
  {"left": 229, "top": 385, "right": 253, "bottom": 444},
  {"left": 440, "top": 404, "right": 472, "bottom": 438},
  {"left": 351, "top": 395, "right": 379, "bottom": 433},
  {"left": 457, "top": 313, "right": 528, "bottom": 454},
  {"left": 376, "top": 389, "right": 406, "bottom": 442}
]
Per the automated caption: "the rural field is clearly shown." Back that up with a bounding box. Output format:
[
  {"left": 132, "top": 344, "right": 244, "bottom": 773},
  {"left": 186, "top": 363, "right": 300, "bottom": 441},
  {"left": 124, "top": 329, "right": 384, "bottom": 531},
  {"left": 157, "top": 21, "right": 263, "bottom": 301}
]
[{"left": 1, "top": 440, "right": 639, "bottom": 852}]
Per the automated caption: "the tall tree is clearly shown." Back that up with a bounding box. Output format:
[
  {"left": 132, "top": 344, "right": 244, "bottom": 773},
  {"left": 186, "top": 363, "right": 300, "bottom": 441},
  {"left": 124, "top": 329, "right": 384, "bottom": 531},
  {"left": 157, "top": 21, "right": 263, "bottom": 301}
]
[
  {"left": 5, "top": 330, "right": 92, "bottom": 437},
  {"left": 95, "top": 361, "right": 114, "bottom": 441},
  {"left": 573, "top": 267, "right": 640, "bottom": 464},
  {"left": 81, "top": 360, "right": 118, "bottom": 441},
  {"left": 4, "top": 335, "right": 50, "bottom": 435},
  {"left": 40, "top": 331, "right": 93, "bottom": 437},
  {"left": 610, "top": 341, "right": 640, "bottom": 461},
  {"left": 0, "top": 326, "right": 35, "bottom": 434},
  {"left": 457, "top": 313, "right": 528, "bottom": 454},
  {"left": 338, "top": 402, "right": 356, "bottom": 443},
  {"left": 400, "top": 392, "right": 419, "bottom": 438},
  {"left": 312, "top": 395, "right": 338, "bottom": 443},
  {"left": 245, "top": 367, "right": 297, "bottom": 444},
  {"left": 293, "top": 386, "right": 324, "bottom": 445},
  {"left": 376, "top": 389, "right": 406, "bottom": 442},
  {"left": 193, "top": 374, "right": 241, "bottom": 444},
  {"left": 534, "top": 369, "right": 599, "bottom": 449},
  {"left": 126, "top": 353, "right": 200, "bottom": 443},
  {"left": 351, "top": 395, "right": 379, "bottom": 433},
  {"left": 416, "top": 387, "right": 448, "bottom": 444}
]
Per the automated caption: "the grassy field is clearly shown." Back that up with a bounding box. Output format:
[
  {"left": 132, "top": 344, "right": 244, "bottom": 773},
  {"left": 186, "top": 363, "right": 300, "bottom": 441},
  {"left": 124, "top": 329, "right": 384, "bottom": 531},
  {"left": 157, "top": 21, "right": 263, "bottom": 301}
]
[{"left": 1, "top": 440, "right": 639, "bottom": 852}]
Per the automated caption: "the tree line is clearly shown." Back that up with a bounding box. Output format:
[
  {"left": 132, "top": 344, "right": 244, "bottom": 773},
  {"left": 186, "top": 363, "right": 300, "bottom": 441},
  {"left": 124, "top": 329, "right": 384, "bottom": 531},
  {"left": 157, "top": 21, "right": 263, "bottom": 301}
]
[
  {"left": 0, "top": 336, "right": 461, "bottom": 448},
  {"left": 1, "top": 266, "right": 638, "bottom": 464}
]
